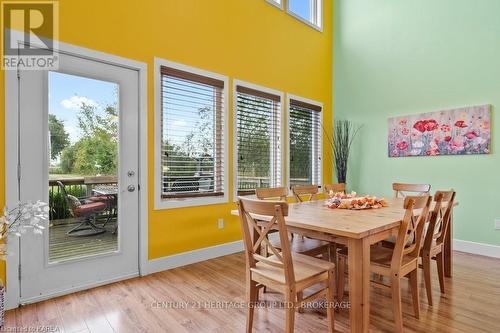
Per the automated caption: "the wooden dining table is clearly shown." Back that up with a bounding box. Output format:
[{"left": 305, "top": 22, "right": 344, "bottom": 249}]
[{"left": 231, "top": 196, "right": 455, "bottom": 333}]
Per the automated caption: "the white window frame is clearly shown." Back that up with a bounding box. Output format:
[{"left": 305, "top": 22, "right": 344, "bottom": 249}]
[
  {"left": 286, "top": 94, "right": 323, "bottom": 191},
  {"left": 154, "top": 57, "right": 229, "bottom": 209},
  {"left": 266, "top": 0, "right": 284, "bottom": 10},
  {"left": 286, "top": 0, "right": 323, "bottom": 32},
  {"left": 233, "top": 79, "right": 285, "bottom": 201}
]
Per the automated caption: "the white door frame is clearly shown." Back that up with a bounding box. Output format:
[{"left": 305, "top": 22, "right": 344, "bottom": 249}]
[{"left": 4, "top": 32, "right": 148, "bottom": 309}]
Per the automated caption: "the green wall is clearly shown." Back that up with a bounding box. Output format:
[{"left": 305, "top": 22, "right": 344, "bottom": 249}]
[{"left": 333, "top": 0, "right": 500, "bottom": 246}]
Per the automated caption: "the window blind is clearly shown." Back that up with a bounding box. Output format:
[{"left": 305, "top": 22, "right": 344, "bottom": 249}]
[
  {"left": 161, "top": 66, "right": 225, "bottom": 198},
  {"left": 236, "top": 85, "right": 281, "bottom": 195},
  {"left": 289, "top": 99, "right": 322, "bottom": 188}
]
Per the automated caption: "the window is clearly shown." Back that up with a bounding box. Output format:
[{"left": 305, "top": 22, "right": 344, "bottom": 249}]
[
  {"left": 287, "top": 0, "right": 322, "bottom": 30},
  {"left": 156, "top": 60, "right": 228, "bottom": 208},
  {"left": 288, "top": 96, "right": 322, "bottom": 189},
  {"left": 267, "top": 0, "right": 283, "bottom": 9},
  {"left": 235, "top": 82, "right": 282, "bottom": 196}
]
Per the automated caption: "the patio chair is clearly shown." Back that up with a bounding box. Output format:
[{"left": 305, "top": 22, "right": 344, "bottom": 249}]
[
  {"left": 87, "top": 190, "right": 117, "bottom": 230},
  {"left": 57, "top": 181, "right": 107, "bottom": 237}
]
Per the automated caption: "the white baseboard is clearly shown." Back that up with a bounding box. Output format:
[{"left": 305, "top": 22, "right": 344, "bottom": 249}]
[
  {"left": 454, "top": 239, "right": 500, "bottom": 259},
  {"left": 145, "top": 238, "right": 500, "bottom": 276},
  {"left": 145, "top": 240, "right": 244, "bottom": 275}
]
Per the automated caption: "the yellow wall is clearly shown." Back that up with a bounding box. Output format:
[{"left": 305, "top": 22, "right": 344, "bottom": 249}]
[{"left": 0, "top": 0, "right": 332, "bottom": 281}]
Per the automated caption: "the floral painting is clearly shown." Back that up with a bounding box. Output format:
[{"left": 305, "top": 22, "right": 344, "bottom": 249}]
[{"left": 388, "top": 105, "right": 491, "bottom": 157}]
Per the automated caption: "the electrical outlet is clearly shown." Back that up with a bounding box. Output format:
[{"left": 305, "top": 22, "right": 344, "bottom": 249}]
[
  {"left": 495, "top": 219, "right": 500, "bottom": 230},
  {"left": 218, "top": 218, "right": 224, "bottom": 229}
]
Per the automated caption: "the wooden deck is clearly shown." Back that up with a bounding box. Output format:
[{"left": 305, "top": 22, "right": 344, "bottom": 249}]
[{"left": 49, "top": 219, "right": 118, "bottom": 263}]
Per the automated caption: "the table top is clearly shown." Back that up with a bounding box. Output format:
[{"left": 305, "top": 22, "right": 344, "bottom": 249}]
[
  {"left": 93, "top": 185, "right": 118, "bottom": 196},
  {"left": 231, "top": 197, "right": 456, "bottom": 240}
]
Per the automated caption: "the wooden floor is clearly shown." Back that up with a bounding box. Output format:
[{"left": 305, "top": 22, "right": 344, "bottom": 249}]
[
  {"left": 5, "top": 251, "right": 500, "bottom": 333},
  {"left": 49, "top": 220, "right": 118, "bottom": 263}
]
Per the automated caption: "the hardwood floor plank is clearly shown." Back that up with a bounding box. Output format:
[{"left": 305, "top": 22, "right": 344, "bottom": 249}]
[
  {"left": 4, "top": 251, "right": 500, "bottom": 332},
  {"left": 54, "top": 293, "right": 89, "bottom": 333}
]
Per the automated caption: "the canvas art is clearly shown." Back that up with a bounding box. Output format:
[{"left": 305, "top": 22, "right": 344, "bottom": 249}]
[{"left": 388, "top": 105, "right": 491, "bottom": 157}]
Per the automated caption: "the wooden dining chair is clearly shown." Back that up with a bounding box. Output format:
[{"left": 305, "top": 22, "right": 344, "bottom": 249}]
[
  {"left": 237, "top": 197, "right": 335, "bottom": 333},
  {"left": 290, "top": 184, "right": 337, "bottom": 270},
  {"left": 255, "top": 187, "right": 289, "bottom": 293},
  {"left": 324, "top": 183, "right": 346, "bottom": 194},
  {"left": 256, "top": 187, "right": 329, "bottom": 257},
  {"left": 292, "top": 185, "right": 319, "bottom": 202},
  {"left": 283, "top": 185, "right": 330, "bottom": 258},
  {"left": 323, "top": 183, "right": 348, "bottom": 269},
  {"left": 393, "top": 183, "right": 431, "bottom": 198},
  {"left": 256, "top": 187, "right": 288, "bottom": 201},
  {"left": 337, "top": 195, "right": 432, "bottom": 333},
  {"left": 255, "top": 187, "right": 330, "bottom": 302},
  {"left": 421, "top": 190, "right": 456, "bottom": 306}
]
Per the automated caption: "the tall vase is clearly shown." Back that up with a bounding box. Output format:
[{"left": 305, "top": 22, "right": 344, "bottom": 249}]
[{"left": 333, "top": 119, "right": 361, "bottom": 187}]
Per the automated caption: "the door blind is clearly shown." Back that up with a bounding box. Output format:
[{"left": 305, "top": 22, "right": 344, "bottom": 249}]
[
  {"left": 161, "top": 66, "right": 225, "bottom": 198},
  {"left": 289, "top": 99, "right": 322, "bottom": 188},
  {"left": 236, "top": 85, "right": 281, "bottom": 195}
]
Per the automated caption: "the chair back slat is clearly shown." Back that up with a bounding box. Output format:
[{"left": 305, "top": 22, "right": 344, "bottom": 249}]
[
  {"left": 56, "top": 181, "right": 75, "bottom": 211},
  {"left": 237, "top": 197, "right": 295, "bottom": 285},
  {"left": 248, "top": 215, "right": 280, "bottom": 256},
  {"left": 324, "top": 183, "right": 346, "bottom": 194},
  {"left": 255, "top": 187, "right": 287, "bottom": 201},
  {"left": 57, "top": 181, "right": 69, "bottom": 203},
  {"left": 391, "top": 195, "right": 432, "bottom": 269},
  {"left": 424, "top": 190, "right": 456, "bottom": 249},
  {"left": 393, "top": 183, "right": 431, "bottom": 198},
  {"left": 292, "top": 185, "right": 319, "bottom": 202}
]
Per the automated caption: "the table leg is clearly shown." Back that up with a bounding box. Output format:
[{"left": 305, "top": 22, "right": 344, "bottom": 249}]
[
  {"left": 444, "top": 209, "right": 453, "bottom": 277},
  {"left": 348, "top": 238, "right": 370, "bottom": 333}
]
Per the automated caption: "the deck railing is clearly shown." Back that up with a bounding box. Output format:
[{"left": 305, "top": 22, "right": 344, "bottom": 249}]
[
  {"left": 237, "top": 176, "right": 314, "bottom": 193},
  {"left": 49, "top": 176, "right": 117, "bottom": 220},
  {"left": 50, "top": 175, "right": 315, "bottom": 218}
]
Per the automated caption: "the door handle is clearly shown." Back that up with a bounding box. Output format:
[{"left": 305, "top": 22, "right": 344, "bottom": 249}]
[{"left": 127, "top": 185, "right": 136, "bottom": 192}]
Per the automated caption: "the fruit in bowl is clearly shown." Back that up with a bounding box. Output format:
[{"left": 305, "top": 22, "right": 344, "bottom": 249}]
[
  {"left": 326, "top": 195, "right": 388, "bottom": 210},
  {"left": 328, "top": 191, "right": 357, "bottom": 200}
]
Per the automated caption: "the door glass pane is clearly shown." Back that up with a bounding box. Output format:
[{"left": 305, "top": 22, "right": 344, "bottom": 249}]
[{"left": 48, "top": 71, "right": 119, "bottom": 263}]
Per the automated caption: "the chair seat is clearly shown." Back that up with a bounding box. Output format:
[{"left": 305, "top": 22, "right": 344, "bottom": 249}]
[
  {"left": 251, "top": 252, "right": 335, "bottom": 286},
  {"left": 421, "top": 240, "right": 442, "bottom": 256},
  {"left": 271, "top": 236, "right": 330, "bottom": 256},
  {"left": 384, "top": 225, "right": 442, "bottom": 256},
  {"left": 338, "top": 245, "right": 415, "bottom": 268},
  {"left": 383, "top": 234, "right": 414, "bottom": 247},
  {"left": 73, "top": 202, "right": 107, "bottom": 216}
]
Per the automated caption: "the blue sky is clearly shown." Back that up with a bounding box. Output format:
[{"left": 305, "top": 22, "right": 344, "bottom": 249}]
[
  {"left": 289, "top": 0, "right": 311, "bottom": 21},
  {"left": 49, "top": 71, "right": 117, "bottom": 143}
]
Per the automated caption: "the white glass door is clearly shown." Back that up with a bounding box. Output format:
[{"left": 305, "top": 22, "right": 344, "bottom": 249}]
[{"left": 18, "top": 51, "right": 139, "bottom": 302}]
